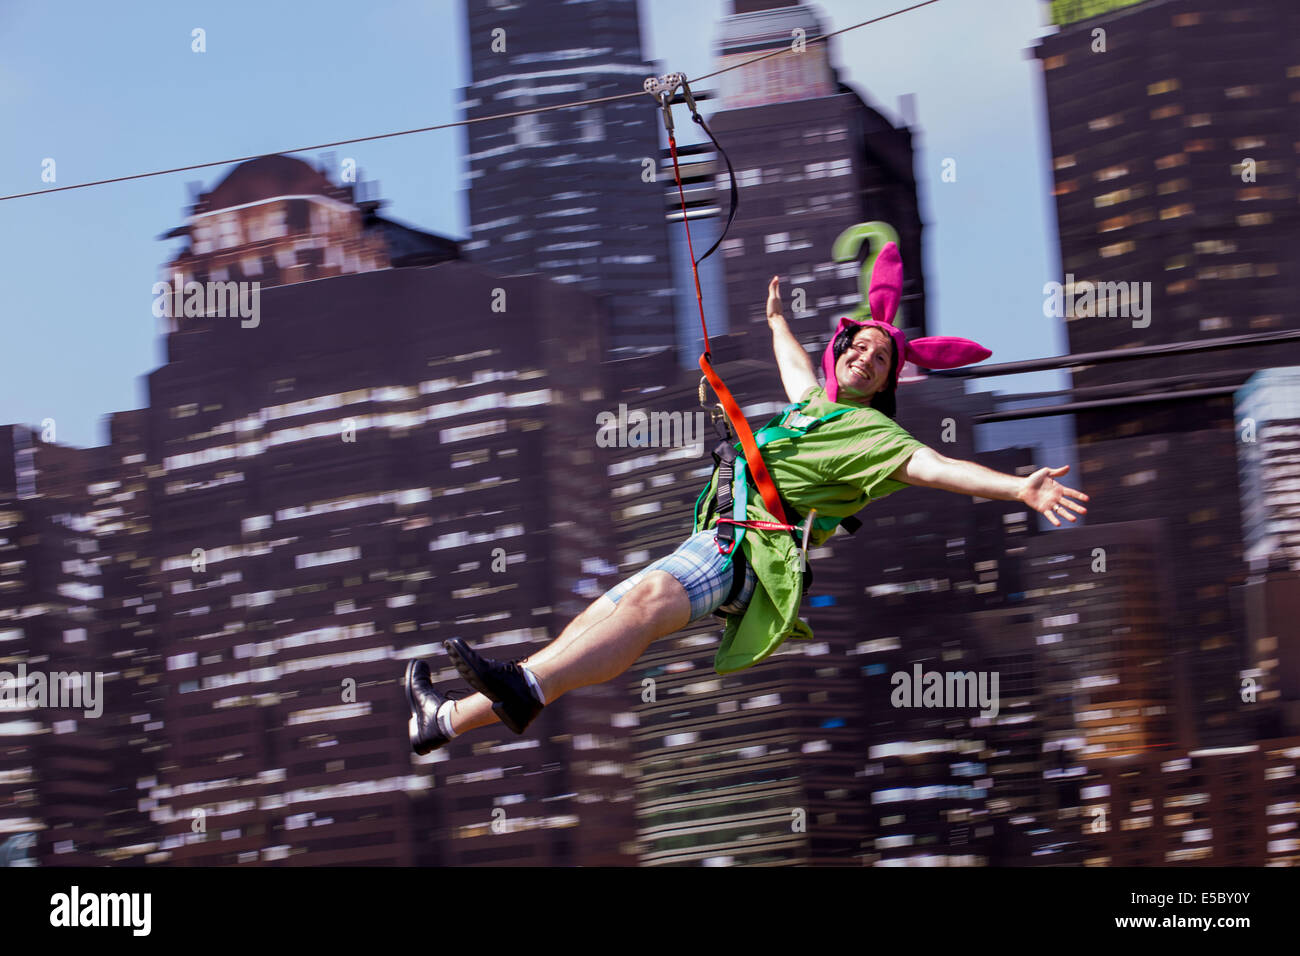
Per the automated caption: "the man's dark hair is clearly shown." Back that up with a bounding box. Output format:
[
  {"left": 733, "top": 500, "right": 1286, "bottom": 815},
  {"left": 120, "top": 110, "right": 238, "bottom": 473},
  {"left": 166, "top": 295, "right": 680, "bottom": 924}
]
[{"left": 832, "top": 325, "right": 898, "bottom": 418}]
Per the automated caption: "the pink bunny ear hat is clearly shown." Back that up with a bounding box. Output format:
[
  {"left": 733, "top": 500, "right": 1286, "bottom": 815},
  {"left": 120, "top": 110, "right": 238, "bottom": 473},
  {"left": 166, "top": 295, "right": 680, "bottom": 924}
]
[{"left": 820, "top": 241, "right": 992, "bottom": 403}]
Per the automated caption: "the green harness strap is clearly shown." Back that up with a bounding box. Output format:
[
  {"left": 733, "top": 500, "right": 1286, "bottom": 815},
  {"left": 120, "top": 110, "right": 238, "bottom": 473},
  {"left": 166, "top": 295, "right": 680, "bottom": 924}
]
[{"left": 694, "top": 400, "right": 858, "bottom": 572}]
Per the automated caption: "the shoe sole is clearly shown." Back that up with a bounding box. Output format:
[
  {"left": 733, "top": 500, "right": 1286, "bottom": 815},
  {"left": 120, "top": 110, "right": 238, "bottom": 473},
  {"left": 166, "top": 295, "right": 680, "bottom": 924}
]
[
  {"left": 404, "top": 659, "right": 436, "bottom": 756},
  {"left": 444, "top": 639, "right": 531, "bottom": 735}
]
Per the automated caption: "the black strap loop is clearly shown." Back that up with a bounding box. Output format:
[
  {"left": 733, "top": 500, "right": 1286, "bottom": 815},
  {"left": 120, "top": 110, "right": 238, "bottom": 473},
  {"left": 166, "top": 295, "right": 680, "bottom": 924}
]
[{"left": 691, "top": 112, "right": 738, "bottom": 266}]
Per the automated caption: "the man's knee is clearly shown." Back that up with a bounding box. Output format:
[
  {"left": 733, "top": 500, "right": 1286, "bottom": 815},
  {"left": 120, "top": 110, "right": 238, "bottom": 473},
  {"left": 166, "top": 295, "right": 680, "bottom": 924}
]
[{"left": 624, "top": 571, "right": 689, "bottom": 617}]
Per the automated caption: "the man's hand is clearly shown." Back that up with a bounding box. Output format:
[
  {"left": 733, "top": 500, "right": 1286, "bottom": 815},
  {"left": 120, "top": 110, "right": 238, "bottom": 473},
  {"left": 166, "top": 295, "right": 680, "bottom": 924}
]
[
  {"left": 1018, "top": 465, "right": 1089, "bottom": 527},
  {"left": 767, "top": 275, "right": 783, "bottom": 320}
]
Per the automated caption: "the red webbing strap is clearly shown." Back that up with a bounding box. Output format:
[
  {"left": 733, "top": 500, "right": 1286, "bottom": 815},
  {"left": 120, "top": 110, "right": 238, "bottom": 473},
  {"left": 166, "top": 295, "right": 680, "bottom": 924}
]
[
  {"left": 698, "top": 355, "right": 789, "bottom": 525},
  {"left": 667, "top": 130, "right": 790, "bottom": 526}
]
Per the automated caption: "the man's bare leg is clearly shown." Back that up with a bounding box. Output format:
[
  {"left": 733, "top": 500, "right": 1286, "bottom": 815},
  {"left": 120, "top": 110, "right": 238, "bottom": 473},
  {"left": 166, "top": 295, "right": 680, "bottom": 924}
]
[
  {"left": 443, "top": 572, "right": 690, "bottom": 735},
  {"left": 524, "top": 594, "right": 619, "bottom": 670}
]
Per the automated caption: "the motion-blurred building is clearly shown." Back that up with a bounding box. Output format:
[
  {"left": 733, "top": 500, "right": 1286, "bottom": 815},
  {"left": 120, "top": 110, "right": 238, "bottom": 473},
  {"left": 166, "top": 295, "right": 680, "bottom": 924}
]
[
  {"left": 458, "top": 0, "right": 677, "bottom": 358},
  {"left": 1021, "top": 520, "right": 1180, "bottom": 758},
  {"left": 0, "top": 430, "right": 114, "bottom": 865},
  {"left": 1074, "top": 740, "right": 1300, "bottom": 866},
  {"left": 1235, "top": 367, "right": 1300, "bottom": 738},
  {"left": 4, "top": 155, "right": 650, "bottom": 866},
  {"left": 1036, "top": 0, "right": 1300, "bottom": 746}
]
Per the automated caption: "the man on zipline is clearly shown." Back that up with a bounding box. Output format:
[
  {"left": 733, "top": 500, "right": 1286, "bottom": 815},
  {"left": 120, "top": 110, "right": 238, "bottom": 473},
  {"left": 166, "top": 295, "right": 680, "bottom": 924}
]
[{"left": 403, "top": 243, "right": 1088, "bottom": 754}]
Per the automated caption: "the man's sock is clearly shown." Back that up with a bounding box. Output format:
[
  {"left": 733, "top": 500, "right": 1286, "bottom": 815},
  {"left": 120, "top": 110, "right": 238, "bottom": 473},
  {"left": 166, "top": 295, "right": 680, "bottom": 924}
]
[
  {"left": 519, "top": 663, "right": 547, "bottom": 705},
  {"left": 436, "top": 699, "right": 459, "bottom": 739}
]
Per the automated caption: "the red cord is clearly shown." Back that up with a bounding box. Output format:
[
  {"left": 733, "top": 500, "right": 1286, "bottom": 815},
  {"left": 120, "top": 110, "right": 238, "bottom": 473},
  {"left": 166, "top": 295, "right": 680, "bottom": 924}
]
[{"left": 667, "top": 132, "right": 790, "bottom": 526}]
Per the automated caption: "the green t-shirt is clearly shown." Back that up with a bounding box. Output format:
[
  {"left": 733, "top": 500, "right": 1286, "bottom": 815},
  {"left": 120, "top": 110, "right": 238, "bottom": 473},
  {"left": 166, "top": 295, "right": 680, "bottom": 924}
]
[{"left": 699, "top": 383, "right": 925, "bottom": 674}]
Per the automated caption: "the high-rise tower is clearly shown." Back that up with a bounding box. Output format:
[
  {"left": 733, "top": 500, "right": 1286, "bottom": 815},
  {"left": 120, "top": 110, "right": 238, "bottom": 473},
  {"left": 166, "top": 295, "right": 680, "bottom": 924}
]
[{"left": 459, "top": 0, "right": 677, "bottom": 357}]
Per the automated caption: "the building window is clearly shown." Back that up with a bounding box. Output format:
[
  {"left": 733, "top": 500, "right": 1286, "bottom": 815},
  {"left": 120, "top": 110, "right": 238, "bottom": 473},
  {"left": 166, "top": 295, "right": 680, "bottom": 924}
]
[
  {"left": 576, "top": 108, "right": 603, "bottom": 143},
  {"left": 1147, "top": 78, "right": 1180, "bottom": 95},
  {"left": 266, "top": 207, "right": 286, "bottom": 238},
  {"left": 219, "top": 216, "right": 241, "bottom": 248},
  {"left": 1122, "top": 470, "right": 1157, "bottom": 487},
  {"left": 1095, "top": 187, "right": 1138, "bottom": 207},
  {"left": 514, "top": 112, "right": 545, "bottom": 147},
  {"left": 1150, "top": 104, "right": 1182, "bottom": 120}
]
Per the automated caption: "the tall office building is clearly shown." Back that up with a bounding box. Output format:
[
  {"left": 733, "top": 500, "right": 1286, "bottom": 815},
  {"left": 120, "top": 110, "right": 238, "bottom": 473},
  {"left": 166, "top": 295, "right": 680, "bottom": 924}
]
[
  {"left": 1236, "top": 368, "right": 1300, "bottom": 571},
  {"left": 1035, "top": 0, "right": 1300, "bottom": 746},
  {"left": 1236, "top": 368, "right": 1300, "bottom": 738},
  {"left": 143, "top": 156, "right": 638, "bottom": 866},
  {"left": 3, "top": 156, "right": 650, "bottom": 865},
  {"left": 1071, "top": 740, "right": 1300, "bottom": 866},
  {"left": 1022, "top": 520, "right": 1182, "bottom": 756},
  {"left": 0, "top": 431, "right": 110, "bottom": 865},
  {"left": 459, "top": 0, "right": 677, "bottom": 357}
]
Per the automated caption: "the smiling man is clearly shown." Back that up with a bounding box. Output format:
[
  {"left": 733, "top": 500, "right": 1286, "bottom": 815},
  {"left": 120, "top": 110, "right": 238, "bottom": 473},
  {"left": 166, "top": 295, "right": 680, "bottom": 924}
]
[{"left": 404, "top": 244, "right": 1089, "bottom": 755}]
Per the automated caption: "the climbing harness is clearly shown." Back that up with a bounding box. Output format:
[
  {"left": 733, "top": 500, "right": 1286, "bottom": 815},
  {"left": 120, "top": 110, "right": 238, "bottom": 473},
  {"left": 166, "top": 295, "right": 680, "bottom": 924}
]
[{"left": 692, "top": 398, "right": 867, "bottom": 609}]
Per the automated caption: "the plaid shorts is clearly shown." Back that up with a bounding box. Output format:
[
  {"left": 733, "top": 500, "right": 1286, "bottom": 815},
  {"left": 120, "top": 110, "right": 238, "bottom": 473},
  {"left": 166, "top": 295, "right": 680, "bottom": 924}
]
[{"left": 603, "top": 530, "right": 757, "bottom": 623}]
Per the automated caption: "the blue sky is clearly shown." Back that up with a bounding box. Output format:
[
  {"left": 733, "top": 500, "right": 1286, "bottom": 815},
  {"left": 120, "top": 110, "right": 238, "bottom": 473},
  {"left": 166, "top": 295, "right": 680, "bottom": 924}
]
[{"left": 0, "top": 0, "right": 1064, "bottom": 448}]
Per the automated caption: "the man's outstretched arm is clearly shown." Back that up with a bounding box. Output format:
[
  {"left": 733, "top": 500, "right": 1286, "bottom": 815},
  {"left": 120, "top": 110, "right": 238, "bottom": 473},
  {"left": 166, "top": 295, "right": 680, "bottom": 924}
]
[
  {"left": 766, "top": 275, "right": 819, "bottom": 403},
  {"left": 890, "top": 446, "right": 1090, "bottom": 527}
]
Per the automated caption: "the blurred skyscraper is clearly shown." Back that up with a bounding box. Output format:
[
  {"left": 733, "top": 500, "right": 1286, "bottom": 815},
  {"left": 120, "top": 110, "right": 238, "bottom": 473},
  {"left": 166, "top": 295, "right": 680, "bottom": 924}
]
[
  {"left": 1236, "top": 368, "right": 1300, "bottom": 572},
  {"left": 458, "top": 0, "right": 677, "bottom": 358},
  {"left": 1036, "top": 0, "right": 1300, "bottom": 747},
  {"left": 2, "top": 155, "right": 648, "bottom": 865},
  {"left": 1236, "top": 367, "right": 1300, "bottom": 739}
]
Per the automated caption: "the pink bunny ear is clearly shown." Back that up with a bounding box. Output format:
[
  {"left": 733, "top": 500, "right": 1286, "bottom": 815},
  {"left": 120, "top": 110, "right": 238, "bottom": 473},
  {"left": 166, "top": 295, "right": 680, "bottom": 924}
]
[
  {"left": 904, "top": 336, "right": 992, "bottom": 370},
  {"left": 868, "top": 241, "right": 903, "bottom": 326}
]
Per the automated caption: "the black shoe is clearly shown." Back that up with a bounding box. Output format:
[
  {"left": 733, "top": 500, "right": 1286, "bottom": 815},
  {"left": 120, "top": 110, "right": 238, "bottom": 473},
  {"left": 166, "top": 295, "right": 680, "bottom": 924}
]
[
  {"left": 404, "top": 658, "right": 454, "bottom": 755},
  {"left": 443, "top": 638, "right": 544, "bottom": 735}
]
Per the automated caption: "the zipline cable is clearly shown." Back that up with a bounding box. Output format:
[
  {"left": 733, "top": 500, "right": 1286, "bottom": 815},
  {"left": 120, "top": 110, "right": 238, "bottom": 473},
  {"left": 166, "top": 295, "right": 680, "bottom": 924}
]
[{"left": 0, "top": 0, "right": 942, "bottom": 203}]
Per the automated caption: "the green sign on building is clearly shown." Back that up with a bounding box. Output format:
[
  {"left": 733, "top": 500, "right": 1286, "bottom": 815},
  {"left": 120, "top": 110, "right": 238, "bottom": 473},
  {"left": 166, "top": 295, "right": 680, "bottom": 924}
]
[{"left": 1049, "top": 0, "right": 1147, "bottom": 26}]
